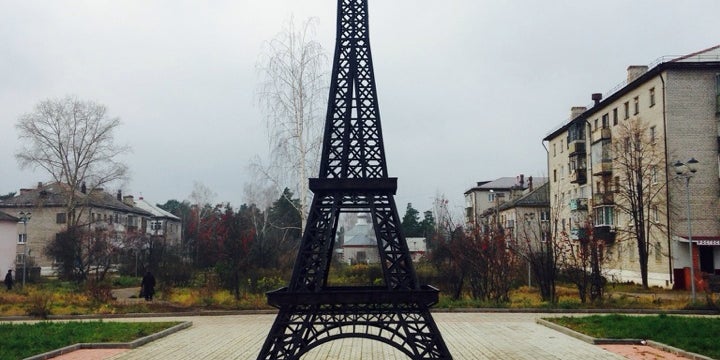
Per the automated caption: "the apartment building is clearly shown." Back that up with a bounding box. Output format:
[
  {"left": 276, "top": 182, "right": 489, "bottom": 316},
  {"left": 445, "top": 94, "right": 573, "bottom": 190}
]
[
  {"left": 0, "top": 182, "right": 153, "bottom": 275},
  {"left": 544, "top": 45, "right": 720, "bottom": 288},
  {"left": 464, "top": 175, "right": 547, "bottom": 232},
  {"left": 131, "top": 196, "right": 182, "bottom": 246},
  {"left": 496, "top": 182, "right": 551, "bottom": 245},
  {"left": 0, "top": 211, "right": 18, "bottom": 279}
]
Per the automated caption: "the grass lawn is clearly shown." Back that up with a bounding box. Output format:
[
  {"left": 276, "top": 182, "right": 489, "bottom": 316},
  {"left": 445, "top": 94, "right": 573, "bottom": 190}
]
[
  {"left": 548, "top": 314, "right": 720, "bottom": 359},
  {"left": 0, "top": 321, "right": 180, "bottom": 359}
]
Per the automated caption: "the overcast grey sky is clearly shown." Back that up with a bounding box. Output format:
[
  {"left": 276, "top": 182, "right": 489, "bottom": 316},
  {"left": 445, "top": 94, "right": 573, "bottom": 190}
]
[{"left": 1, "top": 0, "right": 719, "bottom": 215}]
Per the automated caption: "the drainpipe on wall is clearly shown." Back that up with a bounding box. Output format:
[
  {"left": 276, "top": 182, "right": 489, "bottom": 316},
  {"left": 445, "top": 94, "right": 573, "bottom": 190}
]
[{"left": 660, "top": 72, "right": 673, "bottom": 286}]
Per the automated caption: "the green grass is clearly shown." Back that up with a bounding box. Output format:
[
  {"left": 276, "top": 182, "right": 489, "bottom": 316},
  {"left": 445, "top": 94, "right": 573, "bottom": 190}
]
[
  {"left": 548, "top": 314, "right": 720, "bottom": 359},
  {"left": 0, "top": 321, "right": 179, "bottom": 359}
]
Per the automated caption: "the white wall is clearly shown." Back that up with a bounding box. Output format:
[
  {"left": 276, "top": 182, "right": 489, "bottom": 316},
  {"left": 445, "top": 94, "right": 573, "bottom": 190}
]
[{"left": 0, "top": 221, "right": 17, "bottom": 277}]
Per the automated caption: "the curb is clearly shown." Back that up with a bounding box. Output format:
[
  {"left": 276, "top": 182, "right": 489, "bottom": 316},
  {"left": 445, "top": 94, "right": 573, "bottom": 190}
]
[
  {"left": 536, "top": 318, "right": 714, "bottom": 360},
  {"left": 0, "top": 309, "right": 277, "bottom": 322},
  {"left": 22, "top": 321, "right": 193, "bottom": 360},
  {"left": 1, "top": 307, "right": 716, "bottom": 322},
  {"left": 437, "top": 307, "right": 719, "bottom": 315}
]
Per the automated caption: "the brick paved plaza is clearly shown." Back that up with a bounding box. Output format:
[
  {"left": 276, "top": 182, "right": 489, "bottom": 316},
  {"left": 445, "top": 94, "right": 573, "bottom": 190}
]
[{"left": 93, "top": 312, "right": 626, "bottom": 359}]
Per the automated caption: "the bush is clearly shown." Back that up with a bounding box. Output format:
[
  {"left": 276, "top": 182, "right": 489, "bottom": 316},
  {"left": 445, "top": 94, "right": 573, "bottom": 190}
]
[
  {"left": 26, "top": 290, "right": 53, "bottom": 318},
  {"left": 256, "top": 276, "right": 285, "bottom": 293},
  {"left": 85, "top": 280, "right": 114, "bottom": 303}
]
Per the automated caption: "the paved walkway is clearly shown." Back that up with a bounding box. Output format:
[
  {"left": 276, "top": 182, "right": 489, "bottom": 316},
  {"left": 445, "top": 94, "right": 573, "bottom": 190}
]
[{"left": 74, "top": 312, "right": 635, "bottom": 359}]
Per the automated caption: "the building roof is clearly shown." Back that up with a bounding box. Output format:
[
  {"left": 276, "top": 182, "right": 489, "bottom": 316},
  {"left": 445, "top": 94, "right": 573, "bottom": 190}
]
[
  {"left": 544, "top": 44, "right": 720, "bottom": 141},
  {"left": 464, "top": 176, "right": 548, "bottom": 195},
  {"left": 343, "top": 214, "right": 377, "bottom": 247},
  {"left": 498, "top": 182, "right": 549, "bottom": 211},
  {"left": 0, "top": 210, "right": 18, "bottom": 222},
  {"left": 0, "top": 182, "right": 152, "bottom": 217},
  {"left": 132, "top": 197, "right": 180, "bottom": 220}
]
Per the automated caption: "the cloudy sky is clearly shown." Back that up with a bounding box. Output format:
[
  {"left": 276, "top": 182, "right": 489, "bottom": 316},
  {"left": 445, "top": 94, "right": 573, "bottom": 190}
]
[{"left": 1, "top": 0, "right": 719, "bottom": 216}]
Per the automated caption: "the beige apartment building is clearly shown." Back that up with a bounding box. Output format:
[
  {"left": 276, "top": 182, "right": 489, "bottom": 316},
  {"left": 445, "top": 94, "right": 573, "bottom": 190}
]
[
  {"left": 0, "top": 182, "right": 153, "bottom": 276},
  {"left": 544, "top": 45, "right": 720, "bottom": 289}
]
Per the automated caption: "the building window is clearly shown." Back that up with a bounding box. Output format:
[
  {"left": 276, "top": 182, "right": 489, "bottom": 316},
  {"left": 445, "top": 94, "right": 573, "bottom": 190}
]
[
  {"left": 651, "top": 165, "right": 658, "bottom": 184},
  {"left": 633, "top": 96, "right": 639, "bottom": 115},
  {"left": 594, "top": 206, "right": 615, "bottom": 226},
  {"left": 56, "top": 212, "right": 67, "bottom": 224},
  {"left": 602, "top": 114, "right": 609, "bottom": 128},
  {"left": 650, "top": 126, "right": 656, "bottom": 143},
  {"left": 594, "top": 118, "right": 598, "bottom": 129},
  {"left": 652, "top": 205, "right": 659, "bottom": 222},
  {"left": 18, "top": 233, "right": 27, "bottom": 244},
  {"left": 655, "top": 241, "right": 662, "bottom": 262},
  {"left": 613, "top": 108, "right": 618, "bottom": 125},
  {"left": 624, "top": 101, "right": 630, "bottom": 119},
  {"left": 553, "top": 143, "right": 556, "bottom": 157},
  {"left": 553, "top": 169, "right": 557, "bottom": 182},
  {"left": 560, "top": 140, "right": 564, "bottom": 153},
  {"left": 649, "top": 87, "right": 656, "bottom": 107},
  {"left": 151, "top": 221, "right": 162, "bottom": 231}
]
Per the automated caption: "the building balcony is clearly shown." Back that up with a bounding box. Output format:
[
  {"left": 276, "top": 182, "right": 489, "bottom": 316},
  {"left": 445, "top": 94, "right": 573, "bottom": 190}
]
[
  {"left": 593, "top": 225, "right": 616, "bottom": 243},
  {"left": 591, "top": 128, "right": 612, "bottom": 143},
  {"left": 570, "top": 169, "right": 587, "bottom": 184},
  {"left": 592, "top": 192, "right": 614, "bottom": 206},
  {"left": 592, "top": 161, "right": 612, "bottom": 176},
  {"left": 569, "top": 140, "right": 586, "bottom": 155},
  {"left": 569, "top": 198, "right": 588, "bottom": 211}
]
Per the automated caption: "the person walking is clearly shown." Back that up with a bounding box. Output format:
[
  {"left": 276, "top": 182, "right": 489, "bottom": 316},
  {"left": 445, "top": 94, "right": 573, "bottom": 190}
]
[
  {"left": 141, "top": 271, "right": 156, "bottom": 301},
  {"left": 4, "top": 269, "right": 13, "bottom": 290}
]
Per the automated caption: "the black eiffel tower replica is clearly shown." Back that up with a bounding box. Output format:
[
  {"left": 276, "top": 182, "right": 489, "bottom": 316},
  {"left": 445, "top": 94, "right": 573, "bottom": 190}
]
[{"left": 256, "top": 1, "right": 452, "bottom": 359}]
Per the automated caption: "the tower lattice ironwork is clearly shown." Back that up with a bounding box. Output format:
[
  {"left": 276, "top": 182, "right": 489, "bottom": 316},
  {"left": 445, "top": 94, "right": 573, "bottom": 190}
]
[{"left": 256, "top": 1, "right": 452, "bottom": 359}]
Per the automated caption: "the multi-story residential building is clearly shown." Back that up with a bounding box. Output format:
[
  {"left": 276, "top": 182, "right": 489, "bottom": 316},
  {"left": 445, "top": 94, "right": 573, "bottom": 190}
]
[
  {"left": 496, "top": 182, "right": 551, "bottom": 244},
  {"left": 0, "top": 211, "right": 19, "bottom": 279},
  {"left": 131, "top": 196, "right": 182, "bottom": 246},
  {"left": 0, "top": 182, "right": 153, "bottom": 275},
  {"left": 544, "top": 45, "right": 720, "bottom": 289},
  {"left": 464, "top": 175, "right": 547, "bottom": 231}
]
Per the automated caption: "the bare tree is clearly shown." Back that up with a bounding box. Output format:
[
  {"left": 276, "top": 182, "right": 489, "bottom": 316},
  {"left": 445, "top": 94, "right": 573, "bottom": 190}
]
[
  {"left": 15, "top": 96, "right": 129, "bottom": 227},
  {"left": 255, "top": 16, "right": 328, "bottom": 232},
  {"left": 45, "top": 226, "right": 123, "bottom": 282},
  {"left": 611, "top": 117, "right": 668, "bottom": 288},
  {"left": 511, "top": 209, "right": 557, "bottom": 303},
  {"left": 556, "top": 219, "right": 608, "bottom": 303}
]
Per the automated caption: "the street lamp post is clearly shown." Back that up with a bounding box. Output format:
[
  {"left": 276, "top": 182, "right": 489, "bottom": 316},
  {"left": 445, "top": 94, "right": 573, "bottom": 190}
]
[
  {"left": 674, "top": 157, "right": 699, "bottom": 303},
  {"left": 18, "top": 211, "right": 31, "bottom": 287}
]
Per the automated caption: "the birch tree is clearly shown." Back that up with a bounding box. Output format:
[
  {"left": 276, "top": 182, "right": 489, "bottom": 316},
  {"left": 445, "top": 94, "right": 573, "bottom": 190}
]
[
  {"left": 256, "top": 16, "right": 328, "bottom": 232},
  {"left": 15, "top": 96, "right": 129, "bottom": 227},
  {"left": 612, "top": 117, "right": 668, "bottom": 289}
]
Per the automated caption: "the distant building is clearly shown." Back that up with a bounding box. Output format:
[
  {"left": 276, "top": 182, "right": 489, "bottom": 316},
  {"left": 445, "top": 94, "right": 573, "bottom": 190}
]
[
  {"left": 464, "top": 175, "right": 547, "bottom": 232},
  {"left": 342, "top": 214, "right": 378, "bottom": 264},
  {"left": 406, "top": 237, "right": 427, "bottom": 262},
  {"left": 341, "top": 214, "right": 427, "bottom": 264},
  {"left": 130, "top": 196, "right": 182, "bottom": 246},
  {"left": 0, "top": 211, "right": 18, "bottom": 278},
  {"left": 0, "top": 182, "right": 153, "bottom": 275},
  {"left": 496, "top": 182, "right": 551, "bottom": 245}
]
